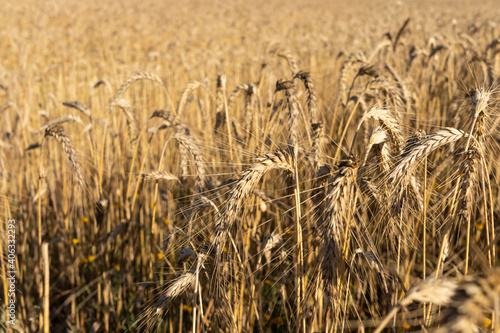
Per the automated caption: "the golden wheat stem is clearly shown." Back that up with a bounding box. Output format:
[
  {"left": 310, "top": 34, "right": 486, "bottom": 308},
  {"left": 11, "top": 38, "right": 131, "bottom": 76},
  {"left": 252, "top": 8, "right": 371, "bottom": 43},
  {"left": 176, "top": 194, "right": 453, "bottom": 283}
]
[
  {"left": 192, "top": 263, "right": 200, "bottom": 333},
  {"left": 294, "top": 167, "right": 305, "bottom": 333},
  {"left": 465, "top": 215, "right": 471, "bottom": 275},
  {"left": 125, "top": 130, "right": 145, "bottom": 219},
  {"left": 423, "top": 156, "right": 427, "bottom": 280},
  {"left": 42, "top": 243, "right": 50, "bottom": 333},
  {"left": 38, "top": 178, "right": 42, "bottom": 247}
]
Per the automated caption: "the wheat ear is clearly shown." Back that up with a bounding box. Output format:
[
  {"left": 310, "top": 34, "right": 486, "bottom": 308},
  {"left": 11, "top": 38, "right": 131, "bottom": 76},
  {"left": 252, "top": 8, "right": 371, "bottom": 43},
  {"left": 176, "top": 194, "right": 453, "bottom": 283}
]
[
  {"left": 388, "top": 127, "right": 468, "bottom": 185},
  {"left": 321, "top": 157, "right": 359, "bottom": 311},
  {"left": 44, "top": 126, "right": 85, "bottom": 188},
  {"left": 212, "top": 148, "right": 294, "bottom": 249},
  {"left": 108, "top": 72, "right": 165, "bottom": 113}
]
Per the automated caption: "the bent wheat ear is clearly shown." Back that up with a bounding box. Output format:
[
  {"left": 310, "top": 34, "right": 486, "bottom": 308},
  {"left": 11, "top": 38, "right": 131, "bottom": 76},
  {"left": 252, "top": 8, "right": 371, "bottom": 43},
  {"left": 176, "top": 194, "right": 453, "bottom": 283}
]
[
  {"left": 214, "top": 75, "right": 226, "bottom": 133},
  {"left": 226, "top": 83, "right": 256, "bottom": 109},
  {"left": 277, "top": 49, "right": 299, "bottom": 76},
  {"left": 226, "top": 82, "right": 257, "bottom": 138},
  {"left": 63, "top": 101, "right": 92, "bottom": 118},
  {"left": 37, "top": 114, "right": 85, "bottom": 133},
  {"left": 153, "top": 271, "right": 196, "bottom": 314},
  {"left": 150, "top": 109, "right": 186, "bottom": 130},
  {"left": 438, "top": 270, "right": 500, "bottom": 333},
  {"left": 376, "top": 270, "right": 500, "bottom": 333},
  {"left": 470, "top": 87, "right": 490, "bottom": 139},
  {"left": 44, "top": 126, "right": 85, "bottom": 188},
  {"left": 149, "top": 109, "right": 210, "bottom": 191},
  {"left": 295, "top": 71, "right": 323, "bottom": 169},
  {"left": 388, "top": 127, "right": 468, "bottom": 185},
  {"left": 109, "top": 72, "right": 165, "bottom": 113},
  {"left": 389, "top": 130, "right": 426, "bottom": 217},
  {"left": 294, "top": 71, "right": 319, "bottom": 125},
  {"left": 174, "top": 132, "right": 209, "bottom": 192},
  {"left": 374, "top": 277, "right": 458, "bottom": 333},
  {"left": 360, "top": 125, "right": 389, "bottom": 178},
  {"left": 353, "top": 106, "right": 403, "bottom": 150},
  {"left": 213, "top": 148, "right": 294, "bottom": 249}
]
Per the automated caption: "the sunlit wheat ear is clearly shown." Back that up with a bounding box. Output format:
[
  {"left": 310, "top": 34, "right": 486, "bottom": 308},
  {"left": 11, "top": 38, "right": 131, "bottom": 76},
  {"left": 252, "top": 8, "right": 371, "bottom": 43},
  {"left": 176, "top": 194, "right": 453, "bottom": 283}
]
[
  {"left": 438, "top": 269, "right": 500, "bottom": 333},
  {"left": 275, "top": 79, "right": 300, "bottom": 149},
  {"left": 457, "top": 143, "right": 481, "bottom": 219},
  {"left": 37, "top": 114, "right": 85, "bottom": 133},
  {"left": 152, "top": 270, "right": 196, "bottom": 315},
  {"left": 62, "top": 100, "right": 92, "bottom": 118},
  {"left": 388, "top": 128, "right": 468, "bottom": 186},
  {"left": 294, "top": 70, "right": 319, "bottom": 124},
  {"left": 212, "top": 148, "right": 294, "bottom": 249},
  {"left": 378, "top": 270, "right": 500, "bottom": 333},
  {"left": 149, "top": 109, "right": 210, "bottom": 190},
  {"left": 358, "top": 177, "right": 382, "bottom": 205},
  {"left": 44, "top": 125, "right": 85, "bottom": 188},
  {"left": 186, "top": 149, "right": 293, "bottom": 329},
  {"left": 260, "top": 232, "right": 284, "bottom": 267},
  {"left": 109, "top": 72, "right": 165, "bottom": 113},
  {"left": 295, "top": 70, "right": 323, "bottom": 168},
  {"left": 360, "top": 125, "right": 389, "bottom": 178},
  {"left": 226, "top": 83, "right": 256, "bottom": 108},
  {"left": 150, "top": 109, "right": 186, "bottom": 129},
  {"left": 455, "top": 87, "right": 490, "bottom": 219},
  {"left": 468, "top": 87, "right": 490, "bottom": 141},
  {"left": 173, "top": 132, "right": 209, "bottom": 192},
  {"left": 176, "top": 80, "right": 201, "bottom": 117},
  {"left": 387, "top": 127, "right": 468, "bottom": 218},
  {"left": 352, "top": 106, "right": 404, "bottom": 151},
  {"left": 152, "top": 250, "right": 209, "bottom": 317},
  {"left": 374, "top": 277, "right": 458, "bottom": 333},
  {"left": 226, "top": 82, "right": 257, "bottom": 134},
  {"left": 321, "top": 156, "right": 359, "bottom": 310},
  {"left": 277, "top": 49, "right": 299, "bottom": 76},
  {"left": 389, "top": 130, "right": 426, "bottom": 218},
  {"left": 309, "top": 122, "right": 324, "bottom": 169},
  {"left": 185, "top": 195, "right": 219, "bottom": 236}
]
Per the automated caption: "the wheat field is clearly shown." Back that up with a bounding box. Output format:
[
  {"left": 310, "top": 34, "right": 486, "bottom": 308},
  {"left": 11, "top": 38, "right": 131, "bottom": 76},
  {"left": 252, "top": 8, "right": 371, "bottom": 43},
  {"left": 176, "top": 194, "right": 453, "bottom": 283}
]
[{"left": 1, "top": 0, "right": 500, "bottom": 332}]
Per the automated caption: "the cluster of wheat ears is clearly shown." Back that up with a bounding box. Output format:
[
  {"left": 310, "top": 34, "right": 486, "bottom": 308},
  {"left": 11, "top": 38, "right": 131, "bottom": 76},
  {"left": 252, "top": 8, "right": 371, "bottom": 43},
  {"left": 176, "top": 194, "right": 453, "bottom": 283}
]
[{"left": 2, "top": 0, "right": 500, "bottom": 332}]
